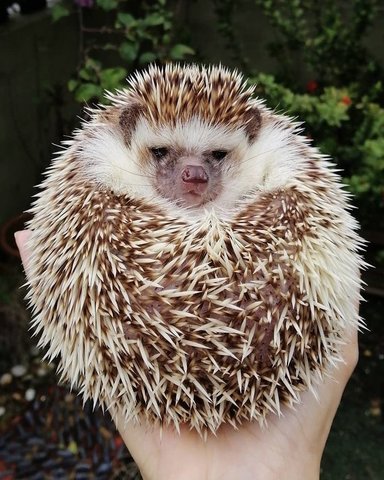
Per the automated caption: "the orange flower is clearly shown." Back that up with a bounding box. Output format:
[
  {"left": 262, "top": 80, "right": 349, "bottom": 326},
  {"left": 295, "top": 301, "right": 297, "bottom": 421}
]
[{"left": 341, "top": 95, "right": 352, "bottom": 106}]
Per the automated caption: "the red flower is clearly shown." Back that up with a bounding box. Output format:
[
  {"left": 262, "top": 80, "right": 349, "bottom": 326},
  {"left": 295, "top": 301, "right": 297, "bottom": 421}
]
[
  {"left": 115, "top": 435, "right": 124, "bottom": 449},
  {"left": 306, "top": 80, "right": 318, "bottom": 93},
  {"left": 341, "top": 95, "right": 352, "bottom": 106}
]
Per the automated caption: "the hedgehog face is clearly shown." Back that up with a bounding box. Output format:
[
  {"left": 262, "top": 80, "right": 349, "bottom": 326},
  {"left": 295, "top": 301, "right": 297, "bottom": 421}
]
[{"left": 130, "top": 116, "right": 251, "bottom": 208}]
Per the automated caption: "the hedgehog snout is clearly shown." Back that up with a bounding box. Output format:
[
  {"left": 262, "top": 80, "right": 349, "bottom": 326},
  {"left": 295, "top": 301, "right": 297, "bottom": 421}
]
[
  {"left": 176, "top": 155, "right": 218, "bottom": 205},
  {"left": 153, "top": 153, "right": 217, "bottom": 207},
  {"left": 181, "top": 164, "right": 209, "bottom": 197},
  {"left": 181, "top": 164, "right": 208, "bottom": 184}
]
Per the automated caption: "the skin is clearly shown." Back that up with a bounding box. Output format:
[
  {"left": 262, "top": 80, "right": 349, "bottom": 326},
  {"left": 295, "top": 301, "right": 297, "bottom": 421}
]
[
  {"left": 15, "top": 229, "right": 359, "bottom": 480},
  {"left": 151, "top": 148, "right": 226, "bottom": 208}
]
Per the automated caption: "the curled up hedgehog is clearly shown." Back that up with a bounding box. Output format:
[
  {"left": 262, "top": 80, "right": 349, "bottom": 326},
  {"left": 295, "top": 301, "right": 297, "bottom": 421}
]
[{"left": 27, "top": 64, "right": 364, "bottom": 436}]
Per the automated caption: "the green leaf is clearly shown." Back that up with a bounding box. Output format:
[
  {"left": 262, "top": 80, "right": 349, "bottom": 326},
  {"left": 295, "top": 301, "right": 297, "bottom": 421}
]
[
  {"left": 169, "top": 44, "right": 195, "bottom": 60},
  {"left": 51, "top": 4, "right": 70, "bottom": 22},
  {"left": 144, "top": 13, "right": 165, "bottom": 26},
  {"left": 163, "top": 19, "right": 172, "bottom": 31},
  {"left": 139, "top": 52, "right": 157, "bottom": 64},
  {"left": 162, "top": 33, "right": 171, "bottom": 45},
  {"left": 78, "top": 68, "right": 92, "bottom": 81},
  {"left": 119, "top": 42, "right": 139, "bottom": 63},
  {"left": 74, "top": 83, "right": 103, "bottom": 103},
  {"left": 67, "top": 79, "right": 78, "bottom": 92},
  {"left": 84, "top": 58, "right": 102, "bottom": 72},
  {"left": 361, "top": 139, "right": 384, "bottom": 168},
  {"left": 117, "top": 12, "right": 136, "bottom": 28},
  {"left": 99, "top": 67, "right": 127, "bottom": 90},
  {"left": 347, "top": 174, "right": 371, "bottom": 194},
  {"left": 96, "top": 0, "right": 118, "bottom": 11}
]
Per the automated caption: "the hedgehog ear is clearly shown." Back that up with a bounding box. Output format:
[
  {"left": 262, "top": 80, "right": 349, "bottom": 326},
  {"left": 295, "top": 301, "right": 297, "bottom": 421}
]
[
  {"left": 119, "top": 103, "right": 143, "bottom": 146},
  {"left": 244, "top": 107, "right": 262, "bottom": 143}
]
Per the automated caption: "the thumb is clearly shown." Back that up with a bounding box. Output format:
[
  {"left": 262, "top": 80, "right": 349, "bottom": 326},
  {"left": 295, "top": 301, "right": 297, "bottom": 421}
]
[{"left": 15, "top": 230, "right": 32, "bottom": 273}]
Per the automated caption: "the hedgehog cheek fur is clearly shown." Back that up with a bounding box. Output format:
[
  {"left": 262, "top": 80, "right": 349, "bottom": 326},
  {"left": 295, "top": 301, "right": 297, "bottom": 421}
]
[{"left": 26, "top": 64, "right": 365, "bottom": 437}]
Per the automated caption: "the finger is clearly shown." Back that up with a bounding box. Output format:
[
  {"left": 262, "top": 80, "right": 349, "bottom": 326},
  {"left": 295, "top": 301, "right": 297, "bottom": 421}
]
[{"left": 14, "top": 230, "right": 32, "bottom": 272}]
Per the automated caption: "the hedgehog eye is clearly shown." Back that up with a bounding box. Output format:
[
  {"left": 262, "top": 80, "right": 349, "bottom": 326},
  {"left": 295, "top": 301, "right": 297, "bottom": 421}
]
[
  {"left": 150, "top": 147, "right": 169, "bottom": 159},
  {"left": 211, "top": 150, "right": 228, "bottom": 161}
]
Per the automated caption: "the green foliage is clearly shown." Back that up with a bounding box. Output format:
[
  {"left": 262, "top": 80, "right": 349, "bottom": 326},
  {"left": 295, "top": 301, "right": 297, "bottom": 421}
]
[
  {"left": 253, "top": 0, "right": 380, "bottom": 88},
  {"left": 52, "top": 0, "right": 195, "bottom": 104},
  {"left": 251, "top": 73, "right": 384, "bottom": 225}
]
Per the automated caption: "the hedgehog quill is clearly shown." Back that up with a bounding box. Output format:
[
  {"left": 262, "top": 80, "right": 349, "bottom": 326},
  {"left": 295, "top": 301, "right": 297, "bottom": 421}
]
[{"left": 27, "top": 64, "right": 364, "bottom": 436}]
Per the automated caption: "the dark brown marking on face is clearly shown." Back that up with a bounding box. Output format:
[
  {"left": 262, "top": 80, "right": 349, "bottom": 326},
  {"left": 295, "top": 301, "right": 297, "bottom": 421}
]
[
  {"left": 119, "top": 103, "right": 143, "bottom": 145},
  {"left": 244, "top": 107, "right": 262, "bottom": 142}
]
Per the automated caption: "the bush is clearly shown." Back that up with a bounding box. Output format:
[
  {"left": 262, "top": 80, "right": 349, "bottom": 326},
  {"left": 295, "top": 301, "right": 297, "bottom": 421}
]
[{"left": 51, "top": 0, "right": 195, "bottom": 103}]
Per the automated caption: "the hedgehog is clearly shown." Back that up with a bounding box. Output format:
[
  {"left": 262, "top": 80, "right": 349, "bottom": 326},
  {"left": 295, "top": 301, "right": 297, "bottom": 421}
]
[{"left": 26, "top": 64, "right": 364, "bottom": 436}]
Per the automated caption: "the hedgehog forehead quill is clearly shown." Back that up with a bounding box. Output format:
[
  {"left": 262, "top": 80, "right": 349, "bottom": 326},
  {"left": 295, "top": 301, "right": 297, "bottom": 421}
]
[{"left": 27, "top": 64, "right": 364, "bottom": 436}]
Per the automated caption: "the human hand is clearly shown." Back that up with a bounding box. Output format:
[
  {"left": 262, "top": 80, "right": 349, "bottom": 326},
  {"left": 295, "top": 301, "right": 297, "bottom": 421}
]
[{"left": 15, "top": 229, "right": 359, "bottom": 480}]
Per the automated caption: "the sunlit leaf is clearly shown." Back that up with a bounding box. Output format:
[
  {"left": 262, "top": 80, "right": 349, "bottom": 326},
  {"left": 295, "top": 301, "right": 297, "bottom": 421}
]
[
  {"left": 117, "top": 12, "right": 136, "bottom": 28},
  {"left": 170, "top": 44, "right": 195, "bottom": 60},
  {"left": 144, "top": 13, "right": 165, "bottom": 26},
  {"left": 99, "top": 67, "right": 128, "bottom": 90},
  {"left": 67, "top": 79, "right": 78, "bottom": 92},
  {"left": 74, "top": 83, "right": 103, "bottom": 103}
]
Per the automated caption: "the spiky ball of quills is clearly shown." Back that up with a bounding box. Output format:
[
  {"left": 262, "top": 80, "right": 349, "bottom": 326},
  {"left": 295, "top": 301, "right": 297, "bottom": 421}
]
[{"left": 27, "top": 64, "right": 364, "bottom": 436}]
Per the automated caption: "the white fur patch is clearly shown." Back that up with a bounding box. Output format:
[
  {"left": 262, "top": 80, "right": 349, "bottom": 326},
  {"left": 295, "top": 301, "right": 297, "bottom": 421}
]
[
  {"left": 213, "top": 122, "right": 307, "bottom": 210},
  {"left": 133, "top": 116, "right": 247, "bottom": 153},
  {"left": 78, "top": 124, "right": 158, "bottom": 200}
]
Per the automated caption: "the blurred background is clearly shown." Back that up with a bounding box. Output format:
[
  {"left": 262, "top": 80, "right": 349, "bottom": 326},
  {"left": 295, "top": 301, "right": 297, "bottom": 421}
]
[{"left": 0, "top": 0, "right": 383, "bottom": 478}]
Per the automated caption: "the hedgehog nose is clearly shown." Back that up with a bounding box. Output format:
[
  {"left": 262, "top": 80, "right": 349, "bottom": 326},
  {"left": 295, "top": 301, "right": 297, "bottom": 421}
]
[{"left": 181, "top": 165, "right": 208, "bottom": 184}]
